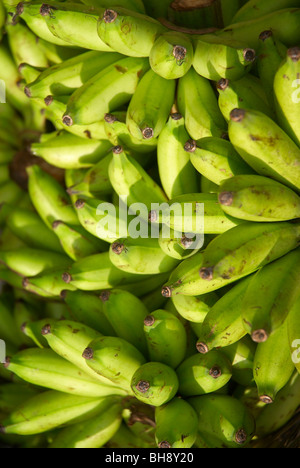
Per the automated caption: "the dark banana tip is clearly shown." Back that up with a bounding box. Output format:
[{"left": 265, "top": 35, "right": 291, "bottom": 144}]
[
  {"left": 199, "top": 267, "right": 213, "bottom": 281},
  {"left": 44, "top": 95, "right": 54, "bottom": 106},
  {"left": 60, "top": 290, "right": 68, "bottom": 299},
  {"left": 104, "top": 113, "right": 118, "bottom": 123},
  {"left": 142, "top": 127, "right": 154, "bottom": 140},
  {"left": 259, "top": 30, "right": 273, "bottom": 41},
  {"left": 24, "top": 86, "right": 31, "bottom": 98},
  {"left": 148, "top": 210, "right": 158, "bottom": 223},
  {"left": 40, "top": 3, "right": 51, "bottom": 16},
  {"left": 41, "top": 323, "right": 52, "bottom": 336},
  {"left": 181, "top": 235, "right": 194, "bottom": 249},
  {"left": 16, "top": 2, "right": 24, "bottom": 15},
  {"left": 158, "top": 441, "right": 172, "bottom": 449},
  {"left": 288, "top": 46, "right": 300, "bottom": 62},
  {"left": 161, "top": 286, "right": 172, "bottom": 298},
  {"left": 184, "top": 139, "right": 197, "bottom": 153},
  {"left": 170, "top": 112, "right": 183, "bottom": 121},
  {"left": 82, "top": 347, "right": 94, "bottom": 360},
  {"left": 103, "top": 9, "right": 118, "bottom": 23},
  {"left": 111, "top": 242, "right": 125, "bottom": 255},
  {"left": 251, "top": 329, "right": 269, "bottom": 343},
  {"left": 62, "top": 115, "right": 73, "bottom": 127},
  {"left": 218, "top": 191, "right": 234, "bottom": 207},
  {"left": 209, "top": 366, "right": 222, "bottom": 379},
  {"left": 20, "top": 322, "right": 27, "bottom": 333},
  {"left": 99, "top": 290, "right": 110, "bottom": 302},
  {"left": 75, "top": 199, "right": 85, "bottom": 209},
  {"left": 22, "top": 277, "right": 29, "bottom": 288},
  {"left": 144, "top": 315, "right": 155, "bottom": 327},
  {"left": 217, "top": 78, "right": 229, "bottom": 91},
  {"left": 3, "top": 357, "right": 10, "bottom": 369},
  {"left": 112, "top": 145, "right": 123, "bottom": 154},
  {"left": 243, "top": 48, "right": 256, "bottom": 63},
  {"left": 136, "top": 380, "right": 150, "bottom": 394},
  {"left": 259, "top": 395, "right": 273, "bottom": 404},
  {"left": 52, "top": 220, "right": 62, "bottom": 230},
  {"left": 173, "top": 45, "right": 187, "bottom": 61},
  {"left": 196, "top": 341, "right": 209, "bottom": 354},
  {"left": 62, "top": 272, "right": 72, "bottom": 284},
  {"left": 235, "top": 428, "right": 248, "bottom": 445},
  {"left": 230, "top": 108, "right": 246, "bottom": 122},
  {"left": 18, "top": 62, "right": 26, "bottom": 73}
]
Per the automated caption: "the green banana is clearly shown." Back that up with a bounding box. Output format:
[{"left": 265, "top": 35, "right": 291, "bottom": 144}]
[
  {"left": 130, "top": 361, "right": 179, "bottom": 406},
  {"left": 81, "top": 0, "right": 145, "bottom": 12},
  {"left": 26, "top": 164, "right": 80, "bottom": 229},
  {"left": 143, "top": 309, "right": 187, "bottom": 368},
  {"left": 231, "top": 0, "right": 299, "bottom": 23},
  {"left": 18, "top": 62, "right": 44, "bottom": 85},
  {"left": 0, "top": 296, "right": 25, "bottom": 348},
  {"left": 150, "top": 192, "right": 242, "bottom": 235},
  {"left": 157, "top": 113, "right": 199, "bottom": 199},
  {"left": 177, "top": 350, "right": 232, "bottom": 397},
  {"left": 253, "top": 319, "right": 295, "bottom": 404},
  {"left": 82, "top": 335, "right": 146, "bottom": 393},
  {"left": 256, "top": 30, "right": 287, "bottom": 112},
  {"left": 163, "top": 221, "right": 300, "bottom": 297},
  {"left": 49, "top": 398, "right": 123, "bottom": 448},
  {"left": 31, "top": 131, "right": 112, "bottom": 169},
  {"left": 108, "top": 145, "right": 168, "bottom": 215},
  {"left": 218, "top": 174, "right": 300, "bottom": 222},
  {"left": 0, "top": 383, "right": 40, "bottom": 415},
  {"left": 106, "top": 422, "right": 155, "bottom": 448},
  {"left": 126, "top": 68, "right": 176, "bottom": 141},
  {"left": 52, "top": 220, "right": 106, "bottom": 261},
  {"left": 25, "top": 50, "right": 122, "bottom": 99},
  {"left": 4, "top": 347, "right": 126, "bottom": 397},
  {"left": 216, "top": 8, "right": 300, "bottom": 49},
  {"left": 189, "top": 394, "right": 255, "bottom": 448},
  {"left": 195, "top": 276, "right": 252, "bottom": 354},
  {"left": 13, "top": 299, "right": 39, "bottom": 347},
  {"left": 255, "top": 371, "right": 300, "bottom": 437},
  {"left": 187, "top": 136, "right": 254, "bottom": 186},
  {"left": 0, "top": 390, "right": 113, "bottom": 435},
  {"left": 23, "top": 268, "right": 77, "bottom": 299},
  {"left": 193, "top": 34, "right": 256, "bottom": 81},
  {"left": 104, "top": 112, "right": 158, "bottom": 153},
  {"left": 217, "top": 75, "right": 274, "bottom": 122},
  {"left": 109, "top": 237, "right": 180, "bottom": 275},
  {"left": 38, "top": 39, "right": 80, "bottom": 64},
  {"left": 0, "top": 0, "right": 5, "bottom": 40},
  {"left": 158, "top": 228, "right": 203, "bottom": 261},
  {"left": 21, "top": 318, "right": 51, "bottom": 349},
  {"left": 155, "top": 397, "right": 198, "bottom": 448},
  {"left": 149, "top": 31, "right": 194, "bottom": 80},
  {"left": 177, "top": 68, "right": 227, "bottom": 140},
  {"left": 0, "top": 247, "right": 72, "bottom": 277},
  {"left": 222, "top": 336, "right": 256, "bottom": 387},
  {"left": 6, "top": 20, "right": 49, "bottom": 68},
  {"left": 63, "top": 56, "right": 150, "bottom": 126},
  {"left": 99, "top": 289, "right": 148, "bottom": 356},
  {"left": 97, "top": 6, "right": 166, "bottom": 57},
  {"left": 228, "top": 108, "right": 300, "bottom": 192},
  {"left": 274, "top": 47, "right": 300, "bottom": 147},
  {"left": 171, "top": 291, "right": 218, "bottom": 323}
]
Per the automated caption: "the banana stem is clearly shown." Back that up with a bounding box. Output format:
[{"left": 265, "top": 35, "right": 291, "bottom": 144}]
[
  {"left": 171, "top": 0, "right": 217, "bottom": 10},
  {"left": 213, "top": 0, "right": 224, "bottom": 29},
  {"left": 158, "top": 17, "right": 219, "bottom": 35}
]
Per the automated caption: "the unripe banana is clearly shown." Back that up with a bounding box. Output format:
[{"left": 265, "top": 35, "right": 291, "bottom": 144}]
[
  {"left": 163, "top": 221, "right": 300, "bottom": 297},
  {"left": 193, "top": 34, "right": 256, "bottom": 81},
  {"left": 4, "top": 348, "right": 126, "bottom": 397},
  {"left": 256, "top": 30, "right": 287, "bottom": 111},
  {"left": 18, "top": 62, "right": 43, "bottom": 85},
  {"left": 0, "top": 296, "right": 25, "bottom": 348},
  {"left": 82, "top": 336, "right": 146, "bottom": 393},
  {"left": 229, "top": 108, "right": 300, "bottom": 191},
  {"left": 217, "top": 75, "right": 274, "bottom": 122},
  {"left": 82, "top": 0, "right": 146, "bottom": 13},
  {"left": 187, "top": 136, "right": 254, "bottom": 186},
  {"left": 195, "top": 276, "right": 252, "bottom": 354},
  {"left": 157, "top": 113, "right": 199, "bottom": 199},
  {"left": 0, "top": 383, "right": 40, "bottom": 415},
  {"left": 109, "top": 237, "right": 180, "bottom": 275},
  {"left": 13, "top": 299, "right": 39, "bottom": 347},
  {"left": 143, "top": 309, "right": 187, "bottom": 368},
  {"left": 99, "top": 289, "right": 148, "bottom": 356},
  {"left": 218, "top": 174, "right": 300, "bottom": 222},
  {"left": 149, "top": 31, "right": 194, "bottom": 80},
  {"left": 274, "top": 47, "right": 300, "bottom": 147},
  {"left": 0, "top": 390, "right": 111, "bottom": 435},
  {"left": 171, "top": 291, "right": 218, "bottom": 323},
  {"left": 63, "top": 56, "right": 150, "bottom": 126},
  {"left": 25, "top": 50, "right": 122, "bottom": 99},
  {"left": 177, "top": 68, "right": 227, "bottom": 140},
  {"left": 189, "top": 394, "right": 255, "bottom": 448},
  {"left": 97, "top": 7, "right": 166, "bottom": 57},
  {"left": 253, "top": 319, "right": 295, "bottom": 404},
  {"left": 126, "top": 69, "right": 176, "bottom": 141},
  {"left": 21, "top": 318, "right": 50, "bottom": 349},
  {"left": 176, "top": 350, "right": 232, "bottom": 397},
  {"left": 232, "top": 0, "right": 298, "bottom": 23},
  {"left": 155, "top": 398, "right": 198, "bottom": 448},
  {"left": 130, "top": 362, "right": 179, "bottom": 406},
  {"left": 222, "top": 336, "right": 256, "bottom": 387},
  {"left": 26, "top": 165, "right": 80, "bottom": 229},
  {"left": 49, "top": 398, "right": 123, "bottom": 448},
  {"left": 0, "top": 180, "right": 24, "bottom": 207},
  {"left": 22, "top": 268, "right": 77, "bottom": 299},
  {"left": 158, "top": 228, "right": 202, "bottom": 261},
  {"left": 242, "top": 248, "right": 300, "bottom": 341}
]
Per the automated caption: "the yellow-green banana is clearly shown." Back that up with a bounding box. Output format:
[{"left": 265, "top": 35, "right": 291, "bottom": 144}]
[
  {"left": 231, "top": 0, "right": 298, "bottom": 23},
  {"left": 171, "top": 291, "right": 218, "bottom": 323},
  {"left": 130, "top": 361, "right": 179, "bottom": 406},
  {"left": 222, "top": 336, "right": 256, "bottom": 387}
]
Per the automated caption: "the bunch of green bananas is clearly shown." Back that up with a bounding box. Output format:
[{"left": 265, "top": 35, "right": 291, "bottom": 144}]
[{"left": 1, "top": 0, "right": 300, "bottom": 450}]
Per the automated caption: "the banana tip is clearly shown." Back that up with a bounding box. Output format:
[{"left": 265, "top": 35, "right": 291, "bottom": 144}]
[
  {"left": 136, "top": 380, "right": 150, "bottom": 394},
  {"left": 218, "top": 191, "right": 234, "bottom": 207},
  {"left": 217, "top": 78, "right": 229, "bottom": 91},
  {"left": 44, "top": 95, "right": 54, "bottom": 106},
  {"left": 184, "top": 139, "right": 197, "bottom": 153},
  {"left": 62, "top": 115, "right": 73, "bottom": 127},
  {"left": 103, "top": 9, "right": 118, "bottom": 23},
  {"left": 75, "top": 199, "right": 85, "bottom": 210},
  {"left": 41, "top": 324, "right": 52, "bottom": 336},
  {"left": 259, "top": 395, "right": 273, "bottom": 404},
  {"left": 111, "top": 242, "right": 125, "bottom": 255},
  {"left": 230, "top": 108, "right": 246, "bottom": 122},
  {"left": 24, "top": 86, "right": 31, "bottom": 98},
  {"left": 144, "top": 315, "right": 155, "bottom": 327},
  {"left": 99, "top": 290, "right": 110, "bottom": 302},
  {"left": 196, "top": 342, "right": 209, "bottom": 354},
  {"left": 288, "top": 46, "right": 300, "bottom": 62},
  {"left": 158, "top": 441, "right": 172, "bottom": 448},
  {"left": 62, "top": 272, "right": 72, "bottom": 284},
  {"left": 16, "top": 2, "right": 24, "bottom": 15},
  {"left": 251, "top": 329, "right": 269, "bottom": 343},
  {"left": 199, "top": 267, "right": 213, "bottom": 281},
  {"left": 259, "top": 30, "right": 273, "bottom": 42},
  {"left": 173, "top": 45, "right": 187, "bottom": 62},
  {"left": 209, "top": 366, "right": 222, "bottom": 379},
  {"left": 40, "top": 4, "right": 51, "bottom": 16},
  {"left": 161, "top": 286, "right": 172, "bottom": 298},
  {"left": 142, "top": 127, "right": 154, "bottom": 140},
  {"left": 82, "top": 347, "right": 94, "bottom": 360},
  {"left": 235, "top": 428, "right": 248, "bottom": 445},
  {"left": 243, "top": 48, "right": 256, "bottom": 63}
]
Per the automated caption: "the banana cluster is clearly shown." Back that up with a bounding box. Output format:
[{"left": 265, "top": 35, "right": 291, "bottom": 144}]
[{"left": 1, "top": 0, "right": 300, "bottom": 449}]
